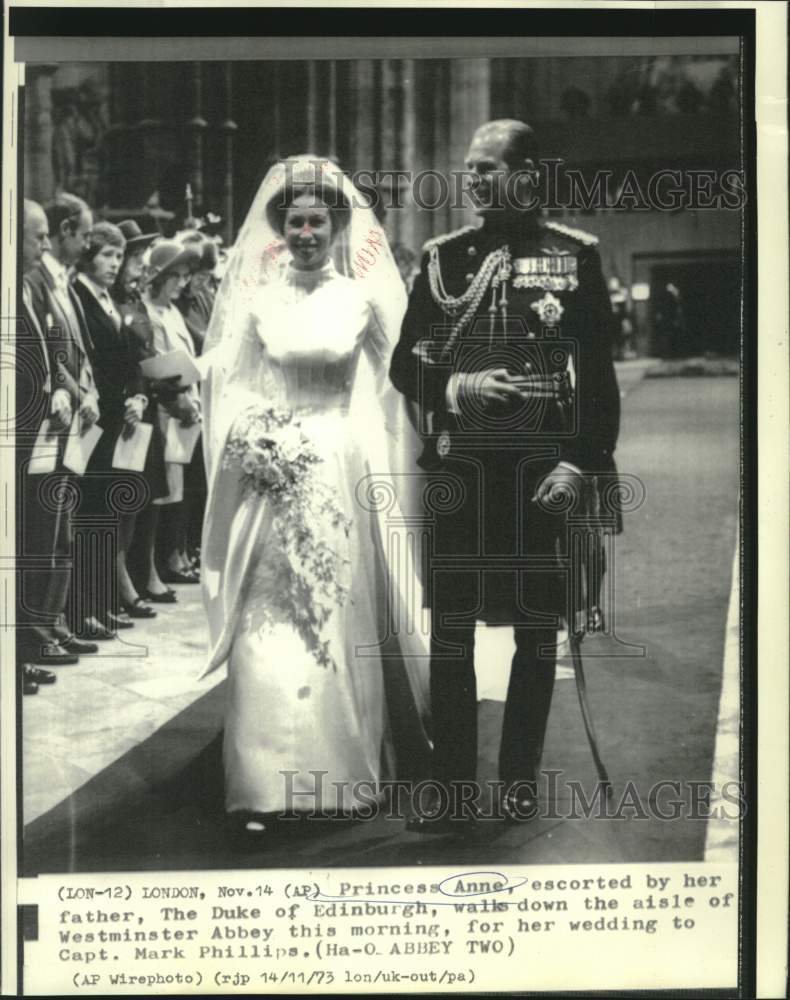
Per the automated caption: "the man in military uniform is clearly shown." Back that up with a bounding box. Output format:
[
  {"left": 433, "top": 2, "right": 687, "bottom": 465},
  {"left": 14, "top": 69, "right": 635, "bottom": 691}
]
[{"left": 389, "top": 119, "right": 620, "bottom": 831}]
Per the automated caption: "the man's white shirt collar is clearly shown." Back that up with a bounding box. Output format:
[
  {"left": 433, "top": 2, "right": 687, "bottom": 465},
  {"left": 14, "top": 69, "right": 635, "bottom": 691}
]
[
  {"left": 77, "top": 272, "right": 120, "bottom": 328},
  {"left": 42, "top": 251, "right": 69, "bottom": 290},
  {"left": 77, "top": 271, "right": 109, "bottom": 302}
]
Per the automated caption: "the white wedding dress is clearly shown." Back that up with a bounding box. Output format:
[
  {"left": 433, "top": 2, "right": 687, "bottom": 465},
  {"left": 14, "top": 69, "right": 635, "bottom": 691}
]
[{"left": 202, "top": 259, "right": 431, "bottom": 815}]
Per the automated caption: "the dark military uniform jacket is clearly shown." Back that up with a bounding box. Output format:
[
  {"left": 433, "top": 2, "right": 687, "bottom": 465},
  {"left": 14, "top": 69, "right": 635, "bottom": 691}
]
[{"left": 389, "top": 215, "right": 620, "bottom": 624}]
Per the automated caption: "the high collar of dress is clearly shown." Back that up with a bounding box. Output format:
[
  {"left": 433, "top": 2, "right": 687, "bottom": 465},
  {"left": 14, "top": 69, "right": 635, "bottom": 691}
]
[{"left": 286, "top": 257, "right": 335, "bottom": 289}]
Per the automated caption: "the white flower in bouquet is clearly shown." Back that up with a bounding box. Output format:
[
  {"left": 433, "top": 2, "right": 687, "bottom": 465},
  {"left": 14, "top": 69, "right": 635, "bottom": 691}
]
[
  {"left": 277, "top": 423, "right": 308, "bottom": 466},
  {"left": 241, "top": 453, "right": 258, "bottom": 476}
]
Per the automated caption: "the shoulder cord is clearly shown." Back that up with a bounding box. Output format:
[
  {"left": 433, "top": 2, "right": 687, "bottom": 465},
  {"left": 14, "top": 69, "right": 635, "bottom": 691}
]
[
  {"left": 428, "top": 244, "right": 511, "bottom": 362},
  {"left": 427, "top": 243, "right": 503, "bottom": 317}
]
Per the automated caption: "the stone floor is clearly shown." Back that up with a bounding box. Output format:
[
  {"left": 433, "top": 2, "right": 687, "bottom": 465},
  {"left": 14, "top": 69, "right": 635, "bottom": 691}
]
[{"left": 22, "top": 583, "right": 224, "bottom": 824}]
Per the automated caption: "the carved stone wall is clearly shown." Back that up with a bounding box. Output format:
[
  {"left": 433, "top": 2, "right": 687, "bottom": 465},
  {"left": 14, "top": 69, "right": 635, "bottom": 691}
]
[
  {"left": 24, "top": 64, "right": 110, "bottom": 205},
  {"left": 23, "top": 54, "right": 742, "bottom": 354}
]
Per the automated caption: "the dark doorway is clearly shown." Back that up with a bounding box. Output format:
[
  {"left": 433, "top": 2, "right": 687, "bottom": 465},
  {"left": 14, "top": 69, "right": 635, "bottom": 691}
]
[{"left": 650, "top": 255, "right": 741, "bottom": 357}]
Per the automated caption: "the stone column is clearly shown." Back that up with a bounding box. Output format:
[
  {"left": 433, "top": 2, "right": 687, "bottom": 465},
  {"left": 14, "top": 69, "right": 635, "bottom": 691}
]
[
  {"left": 378, "top": 60, "right": 400, "bottom": 237},
  {"left": 448, "top": 59, "right": 490, "bottom": 231},
  {"left": 408, "top": 58, "right": 457, "bottom": 254},
  {"left": 187, "top": 62, "right": 208, "bottom": 215},
  {"left": 307, "top": 61, "right": 318, "bottom": 152},
  {"left": 220, "top": 63, "right": 237, "bottom": 245},
  {"left": 430, "top": 60, "right": 451, "bottom": 238},
  {"left": 270, "top": 63, "right": 282, "bottom": 159},
  {"left": 351, "top": 60, "right": 376, "bottom": 173},
  {"left": 136, "top": 65, "right": 164, "bottom": 208},
  {"left": 103, "top": 64, "right": 135, "bottom": 209},
  {"left": 327, "top": 60, "right": 337, "bottom": 160},
  {"left": 398, "top": 58, "right": 419, "bottom": 252},
  {"left": 24, "top": 65, "right": 58, "bottom": 202},
  {"left": 380, "top": 59, "right": 399, "bottom": 170}
]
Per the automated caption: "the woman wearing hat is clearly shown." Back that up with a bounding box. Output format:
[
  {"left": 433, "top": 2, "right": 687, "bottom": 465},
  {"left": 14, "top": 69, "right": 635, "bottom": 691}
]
[
  {"left": 175, "top": 233, "right": 218, "bottom": 573},
  {"left": 141, "top": 240, "right": 203, "bottom": 590},
  {"left": 73, "top": 220, "right": 157, "bottom": 624},
  {"left": 175, "top": 233, "right": 218, "bottom": 356},
  {"left": 200, "top": 157, "right": 431, "bottom": 835},
  {"left": 112, "top": 220, "right": 174, "bottom": 605}
]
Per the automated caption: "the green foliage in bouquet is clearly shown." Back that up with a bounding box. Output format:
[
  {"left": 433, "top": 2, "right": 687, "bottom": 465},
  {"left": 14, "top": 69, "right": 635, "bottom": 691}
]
[{"left": 223, "top": 405, "right": 351, "bottom": 669}]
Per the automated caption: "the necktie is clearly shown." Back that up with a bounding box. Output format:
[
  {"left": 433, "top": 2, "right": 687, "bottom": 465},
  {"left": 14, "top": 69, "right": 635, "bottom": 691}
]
[
  {"left": 100, "top": 290, "right": 120, "bottom": 330},
  {"left": 53, "top": 272, "right": 85, "bottom": 351}
]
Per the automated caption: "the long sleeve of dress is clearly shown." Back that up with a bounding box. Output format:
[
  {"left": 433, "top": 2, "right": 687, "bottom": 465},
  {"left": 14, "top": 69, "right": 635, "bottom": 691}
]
[
  {"left": 361, "top": 299, "right": 419, "bottom": 448},
  {"left": 363, "top": 301, "right": 395, "bottom": 391}
]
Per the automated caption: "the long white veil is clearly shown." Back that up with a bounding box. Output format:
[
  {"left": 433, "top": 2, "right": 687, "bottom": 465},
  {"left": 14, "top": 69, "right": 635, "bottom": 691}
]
[{"left": 199, "top": 156, "right": 427, "bottom": 682}]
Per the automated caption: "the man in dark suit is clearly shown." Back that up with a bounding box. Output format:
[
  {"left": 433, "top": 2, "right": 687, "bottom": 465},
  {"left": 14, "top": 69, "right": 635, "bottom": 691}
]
[
  {"left": 16, "top": 200, "right": 63, "bottom": 690},
  {"left": 24, "top": 192, "right": 103, "bottom": 657},
  {"left": 73, "top": 221, "right": 156, "bottom": 625},
  {"left": 389, "top": 120, "right": 620, "bottom": 832}
]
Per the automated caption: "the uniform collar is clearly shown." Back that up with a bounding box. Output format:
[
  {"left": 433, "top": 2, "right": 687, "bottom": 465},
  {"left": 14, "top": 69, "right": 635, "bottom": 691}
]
[{"left": 480, "top": 211, "right": 542, "bottom": 253}]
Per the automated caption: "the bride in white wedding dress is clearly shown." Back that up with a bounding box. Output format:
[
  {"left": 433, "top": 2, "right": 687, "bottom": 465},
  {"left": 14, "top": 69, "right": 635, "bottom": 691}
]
[{"left": 200, "top": 158, "right": 431, "bottom": 833}]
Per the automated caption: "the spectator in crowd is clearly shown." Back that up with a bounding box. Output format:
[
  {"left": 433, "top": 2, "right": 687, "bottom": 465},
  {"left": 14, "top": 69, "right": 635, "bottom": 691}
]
[
  {"left": 175, "top": 233, "right": 218, "bottom": 356},
  {"left": 608, "top": 276, "right": 636, "bottom": 361},
  {"left": 73, "top": 221, "right": 157, "bottom": 622},
  {"left": 141, "top": 241, "right": 202, "bottom": 589},
  {"left": 654, "top": 281, "right": 688, "bottom": 357},
  {"left": 175, "top": 231, "right": 218, "bottom": 570},
  {"left": 112, "top": 220, "right": 175, "bottom": 604},
  {"left": 24, "top": 192, "right": 105, "bottom": 651},
  {"left": 17, "top": 200, "right": 60, "bottom": 692}
]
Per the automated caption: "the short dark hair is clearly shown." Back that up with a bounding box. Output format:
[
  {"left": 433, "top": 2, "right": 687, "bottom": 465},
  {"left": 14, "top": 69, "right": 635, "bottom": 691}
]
[
  {"left": 475, "top": 119, "right": 539, "bottom": 167},
  {"left": 78, "top": 221, "right": 126, "bottom": 272},
  {"left": 44, "top": 192, "right": 90, "bottom": 239}
]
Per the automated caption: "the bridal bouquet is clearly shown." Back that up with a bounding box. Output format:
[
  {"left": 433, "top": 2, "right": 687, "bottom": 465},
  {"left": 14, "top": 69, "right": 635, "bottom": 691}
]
[{"left": 223, "top": 405, "right": 351, "bottom": 669}]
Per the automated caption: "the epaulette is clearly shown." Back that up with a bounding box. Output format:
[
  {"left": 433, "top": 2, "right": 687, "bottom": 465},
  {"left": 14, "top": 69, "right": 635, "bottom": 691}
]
[
  {"left": 422, "top": 224, "right": 477, "bottom": 252},
  {"left": 542, "top": 219, "right": 599, "bottom": 247}
]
